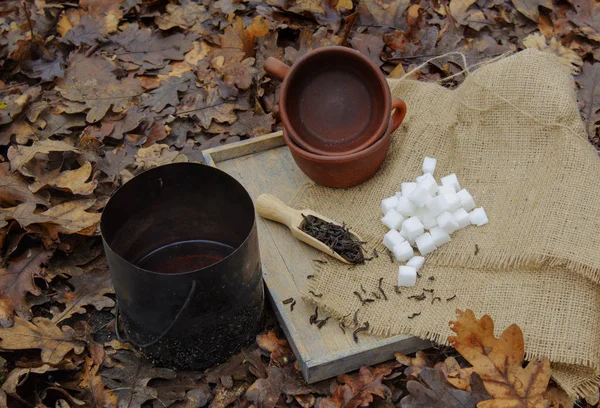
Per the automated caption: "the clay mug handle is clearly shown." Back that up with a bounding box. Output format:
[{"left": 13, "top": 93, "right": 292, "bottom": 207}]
[
  {"left": 263, "top": 57, "right": 291, "bottom": 80},
  {"left": 390, "top": 97, "right": 407, "bottom": 133}
]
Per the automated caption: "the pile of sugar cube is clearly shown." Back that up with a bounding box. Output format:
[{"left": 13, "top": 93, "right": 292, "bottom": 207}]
[{"left": 381, "top": 157, "right": 488, "bottom": 288}]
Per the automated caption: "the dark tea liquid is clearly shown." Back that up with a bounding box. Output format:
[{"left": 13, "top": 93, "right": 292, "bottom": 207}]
[{"left": 136, "top": 240, "right": 234, "bottom": 274}]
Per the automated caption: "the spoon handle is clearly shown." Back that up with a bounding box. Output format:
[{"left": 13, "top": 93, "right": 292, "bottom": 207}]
[{"left": 255, "top": 194, "right": 299, "bottom": 229}]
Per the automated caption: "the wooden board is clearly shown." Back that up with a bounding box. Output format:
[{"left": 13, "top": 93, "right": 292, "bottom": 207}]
[{"left": 203, "top": 131, "right": 430, "bottom": 383}]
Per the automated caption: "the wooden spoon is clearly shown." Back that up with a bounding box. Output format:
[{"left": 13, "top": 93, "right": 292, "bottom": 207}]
[{"left": 255, "top": 193, "right": 362, "bottom": 264}]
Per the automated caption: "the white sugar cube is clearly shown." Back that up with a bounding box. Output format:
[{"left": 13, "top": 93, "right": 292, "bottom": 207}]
[
  {"left": 383, "top": 229, "right": 405, "bottom": 251},
  {"left": 395, "top": 191, "right": 403, "bottom": 200},
  {"left": 416, "top": 174, "right": 426, "bottom": 183},
  {"left": 408, "top": 186, "right": 431, "bottom": 208},
  {"left": 400, "top": 229, "right": 416, "bottom": 246},
  {"left": 392, "top": 241, "right": 414, "bottom": 262},
  {"left": 441, "top": 173, "right": 460, "bottom": 192},
  {"left": 420, "top": 213, "right": 438, "bottom": 229},
  {"left": 457, "top": 189, "right": 475, "bottom": 211},
  {"left": 469, "top": 207, "right": 489, "bottom": 226},
  {"left": 381, "top": 196, "right": 399, "bottom": 214},
  {"left": 381, "top": 209, "right": 404, "bottom": 230},
  {"left": 415, "top": 233, "right": 437, "bottom": 255},
  {"left": 401, "top": 182, "right": 417, "bottom": 197},
  {"left": 398, "top": 266, "right": 417, "bottom": 287},
  {"left": 402, "top": 216, "right": 424, "bottom": 239},
  {"left": 417, "top": 173, "right": 439, "bottom": 195},
  {"left": 426, "top": 195, "right": 450, "bottom": 217},
  {"left": 437, "top": 211, "right": 459, "bottom": 234},
  {"left": 444, "top": 192, "right": 461, "bottom": 212},
  {"left": 406, "top": 256, "right": 425, "bottom": 271},
  {"left": 430, "top": 226, "right": 451, "bottom": 247},
  {"left": 438, "top": 185, "right": 456, "bottom": 196},
  {"left": 422, "top": 157, "right": 437, "bottom": 174},
  {"left": 452, "top": 208, "right": 470, "bottom": 229},
  {"left": 396, "top": 196, "right": 416, "bottom": 217}
]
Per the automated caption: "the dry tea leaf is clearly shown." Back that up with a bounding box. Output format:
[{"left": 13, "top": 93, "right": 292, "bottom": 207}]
[
  {"left": 101, "top": 351, "right": 177, "bottom": 408},
  {"left": 56, "top": 55, "right": 143, "bottom": 123},
  {"left": 449, "top": 309, "right": 553, "bottom": 408},
  {"left": 78, "top": 357, "right": 118, "bottom": 408},
  {"left": 401, "top": 368, "right": 491, "bottom": 408},
  {"left": 0, "top": 247, "right": 53, "bottom": 327},
  {"left": 23, "top": 161, "right": 98, "bottom": 196},
  {"left": 0, "top": 162, "right": 49, "bottom": 206},
  {"left": 523, "top": 33, "right": 582, "bottom": 74},
  {"left": 0, "top": 316, "right": 85, "bottom": 364},
  {"left": 320, "top": 365, "right": 393, "bottom": 408},
  {"left": 52, "top": 267, "right": 114, "bottom": 323},
  {"left": 7, "top": 139, "right": 80, "bottom": 172}
]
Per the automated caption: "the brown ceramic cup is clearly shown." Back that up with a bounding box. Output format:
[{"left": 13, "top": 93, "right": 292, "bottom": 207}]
[
  {"left": 264, "top": 46, "right": 406, "bottom": 156},
  {"left": 283, "top": 119, "right": 394, "bottom": 188}
]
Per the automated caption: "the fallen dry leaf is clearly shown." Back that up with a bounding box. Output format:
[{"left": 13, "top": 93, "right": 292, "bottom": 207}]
[
  {"left": 0, "top": 316, "right": 85, "bottom": 364},
  {"left": 22, "top": 161, "right": 98, "bottom": 196},
  {"left": 246, "top": 364, "right": 319, "bottom": 408},
  {"left": 523, "top": 33, "right": 582, "bottom": 74},
  {"left": 56, "top": 55, "right": 143, "bottom": 123},
  {"left": 435, "top": 357, "right": 474, "bottom": 392},
  {"left": 141, "top": 74, "right": 193, "bottom": 113},
  {"left": 256, "top": 329, "right": 295, "bottom": 366},
  {"left": 7, "top": 139, "right": 80, "bottom": 172},
  {"left": 134, "top": 144, "right": 189, "bottom": 171},
  {"left": 1, "top": 364, "right": 56, "bottom": 396},
  {"left": 100, "top": 351, "right": 177, "bottom": 408},
  {"left": 52, "top": 266, "right": 114, "bottom": 323},
  {"left": 155, "top": 0, "right": 210, "bottom": 32},
  {"left": 78, "top": 357, "right": 118, "bottom": 408},
  {"left": 395, "top": 350, "right": 430, "bottom": 377},
  {"left": 0, "top": 247, "right": 53, "bottom": 327},
  {"left": 576, "top": 62, "right": 600, "bottom": 141},
  {"left": 512, "top": 0, "right": 554, "bottom": 21},
  {"left": 448, "top": 309, "right": 553, "bottom": 408},
  {"left": 150, "top": 372, "right": 211, "bottom": 407},
  {"left": 0, "top": 162, "right": 49, "bottom": 206},
  {"left": 210, "top": 382, "right": 248, "bottom": 408},
  {"left": 401, "top": 368, "right": 492, "bottom": 408},
  {"left": 320, "top": 365, "right": 394, "bottom": 408},
  {"left": 566, "top": 0, "right": 600, "bottom": 43}
]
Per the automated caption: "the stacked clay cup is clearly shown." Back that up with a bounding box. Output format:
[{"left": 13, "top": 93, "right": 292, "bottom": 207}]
[{"left": 264, "top": 46, "right": 407, "bottom": 188}]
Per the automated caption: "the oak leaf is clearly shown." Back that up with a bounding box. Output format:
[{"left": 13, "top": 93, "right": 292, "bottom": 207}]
[
  {"left": 511, "top": 0, "right": 553, "bottom": 21},
  {"left": 401, "top": 368, "right": 492, "bottom": 408},
  {"left": 350, "top": 33, "right": 385, "bottom": 68},
  {"left": 0, "top": 162, "right": 49, "bottom": 206},
  {"left": 210, "top": 383, "right": 248, "bottom": 408},
  {"left": 395, "top": 350, "right": 430, "bottom": 377},
  {"left": 7, "top": 139, "right": 80, "bottom": 172},
  {"left": 34, "top": 112, "right": 88, "bottom": 140},
  {"left": 246, "top": 365, "right": 320, "bottom": 408},
  {"left": 0, "top": 247, "right": 53, "bottom": 327},
  {"left": 22, "top": 161, "right": 98, "bottom": 196},
  {"left": 207, "top": 110, "right": 274, "bottom": 137},
  {"left": 566, "top": 0, "right": 600, "bottom": 42},
  {"left": 320, "top": 364, "right": 394, "bottom": 408},
  {"left": 24, "top": 54, "right": 66, "bottom": 82},
  {"left": 256, "top": 330, "right": 294, "bottom": 366},
  {"left": 112, "top": 24, "right": 195, "bottom": 73},
  {"left": 56, "top": 55, "right": 143, "bottom": 123},
  {"left": 217, "top": 58, "right": 257, "bottom": 90},
  {"left": 150, "top": 372, "right": 211, "bottom": 408},
  {"left": 448, "top": 309, "right": 553, "bottom": 408},
  {"left": 177, "top": 86, "right": 248, "bottom": 129},
  {"left": 97, "top": 146, "right": 136, "bottom": 183},
  {"left": 0, "top": 86, "right": 41, "bottom": 125},
  {"left": 576, "top": 62, "right": 600, "bottom": 141},
  {"left": 78, "top": 357, "right": 118, "bottom": 408},
  {"left": 523, "top": 33, "right": 582, "bottom": 74},
  {"left": 435, "top": 357, "right": 474, "bottom": 392},
  {"left": 218, "top": 17, "right": 268, "bottom": 61},
  {"left": 1, "top": 364, "right": 56, "bottom": 396},
  {"left": 155, "top": 0, "right": 210, "bottom": 32},
  {"left": 0, "top": 316, "right": 85, "bottom": 364},
  {"left": 133, "top": 144, "right": 189, "bottom": 171},
  {"left": 100, "top": 351, "right": 177, "bottom": 408},
  {"left": 52, "top": 266, "right": 114, "bottom": 323},
  {"left": 141, "top": 74, "right": 192, "bottom": 113}
]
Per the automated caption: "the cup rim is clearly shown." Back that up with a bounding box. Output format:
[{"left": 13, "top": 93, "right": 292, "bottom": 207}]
[
  {"left": 278, "top": 46, "right": 392, "bottom": 156},
  {"left": 284, "top": 119, "right": 393, "bottom": 164}
]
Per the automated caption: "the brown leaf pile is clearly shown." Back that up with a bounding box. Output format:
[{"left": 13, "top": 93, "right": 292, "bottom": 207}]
[{"left": 0, "top": 0, "right": 598, "bottom": 405}]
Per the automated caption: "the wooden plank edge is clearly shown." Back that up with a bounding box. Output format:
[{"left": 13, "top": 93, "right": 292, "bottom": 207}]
[
  {"left": 304, "top": 335, "right": 432, "bottom": 383},
  {"left": 203, "top": 131, "right": 284, "bottom": 165}
]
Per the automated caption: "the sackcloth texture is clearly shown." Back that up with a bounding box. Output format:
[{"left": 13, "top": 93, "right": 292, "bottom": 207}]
[{"left": 298, "top": 49, "right": 600, "bottom": 400}]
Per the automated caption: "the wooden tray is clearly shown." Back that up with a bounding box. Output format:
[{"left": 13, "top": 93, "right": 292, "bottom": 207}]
[{"left": 203, "top": 131, "right": 430, "bottom": 383}]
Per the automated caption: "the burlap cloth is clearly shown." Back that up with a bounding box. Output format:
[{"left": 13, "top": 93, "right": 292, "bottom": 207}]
[{"left": 298, "top": 49, "right": 600, "bottom": 401}]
